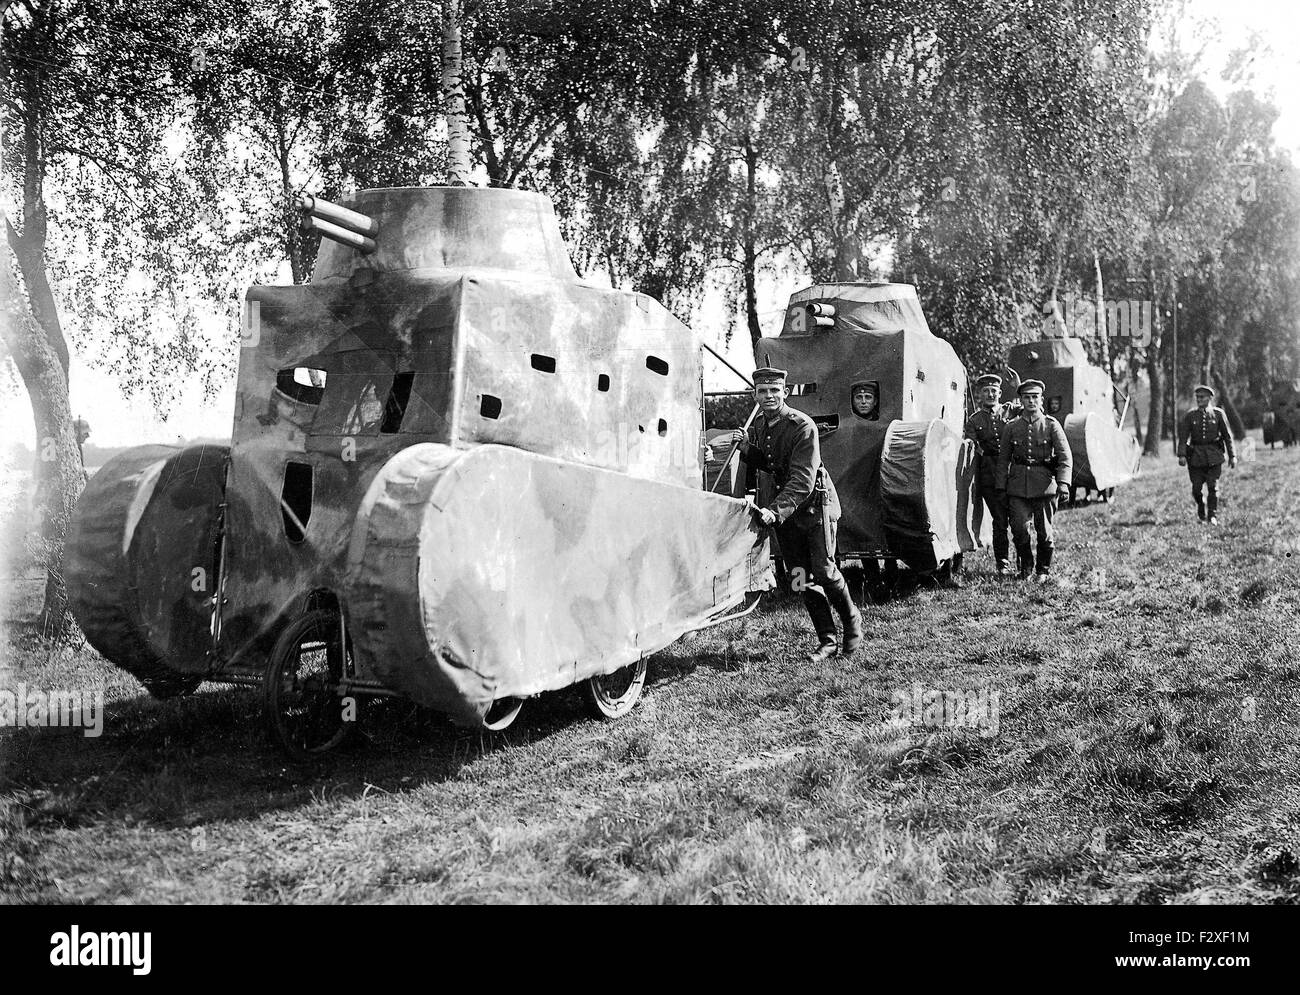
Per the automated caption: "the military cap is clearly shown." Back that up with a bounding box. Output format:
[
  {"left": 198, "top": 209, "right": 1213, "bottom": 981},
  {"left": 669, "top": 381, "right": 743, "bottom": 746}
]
[
  {"left": 752, "top": 367, "right": 788, "bottom": 384},
  {"left": 849, "top": 379, "right": 878, "bottom": 393},
  {"left": 975, "top": 373, "right": 1003, "bottom": 388},
  {"left": 1193, "top": 384, "right": 1215, "bottom": 397},
  {"left": 1017, "top": 379, "right": 1045, "bottom": 395}
]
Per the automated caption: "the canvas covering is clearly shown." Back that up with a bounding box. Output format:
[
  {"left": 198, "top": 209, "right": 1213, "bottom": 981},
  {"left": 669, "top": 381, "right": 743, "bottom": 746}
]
[
  {"left": 67, "top": 444, "right": 227, "bottom": 689},
  {"left": 346, "top": 443, "right": 771, "bottom": 725}
]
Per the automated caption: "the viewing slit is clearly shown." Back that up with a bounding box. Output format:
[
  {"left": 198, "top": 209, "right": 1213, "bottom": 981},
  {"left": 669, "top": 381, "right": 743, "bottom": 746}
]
[
  {"left": 281, "top": 461, "right": 313, "bottom": 543},
  {"left": 381, "top": 371, "right": 415, "bottom": 433}
]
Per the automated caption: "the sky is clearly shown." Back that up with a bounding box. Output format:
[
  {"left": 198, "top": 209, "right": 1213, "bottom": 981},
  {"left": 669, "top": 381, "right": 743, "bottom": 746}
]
[{"left": 3, "top": 0, "right": 1299, "bottom": 451}]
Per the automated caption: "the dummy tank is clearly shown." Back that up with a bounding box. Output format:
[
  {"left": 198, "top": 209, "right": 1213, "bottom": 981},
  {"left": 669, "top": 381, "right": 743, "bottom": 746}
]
[
  {"left": 750, "top": 283, "right": 986, "bottom": 573},
  {"left": 65, "top": 186, "right": 769, "bottom": 756},
  {"left": 1006, "top": 337, "right": 1140, "bottom": 499},
  {"left": 1262, "top": 379, "right": 1300, "bottom": 447}
]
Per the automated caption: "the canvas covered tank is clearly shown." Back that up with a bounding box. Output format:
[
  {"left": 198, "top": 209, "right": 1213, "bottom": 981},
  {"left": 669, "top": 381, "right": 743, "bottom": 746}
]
[
  {"left": 1006, "top": 337, "right": 1140, "bottom": 493},
  {"left": 1263, "top": 380, "right": 1300, "bottom": 447},
  {"left": 67, "top": 186, "right": 770, "bottom": 728},
  {"left": 753, "top": 282, "right": 983, "bottom": 571}
]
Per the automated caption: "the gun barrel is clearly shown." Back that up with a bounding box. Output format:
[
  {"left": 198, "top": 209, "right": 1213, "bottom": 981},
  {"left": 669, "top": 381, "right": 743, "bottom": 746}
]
[
  {"left": 296, "top": 193, "right": 379, "bottom": 238},
  {"left": 301, "top": 214, "right": 377, "bottom": 254}
]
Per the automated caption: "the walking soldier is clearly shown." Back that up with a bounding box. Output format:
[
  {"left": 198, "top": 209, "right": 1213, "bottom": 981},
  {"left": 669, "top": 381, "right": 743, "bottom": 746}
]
[
  {"left": 964, "top": 371, "right": 1021, "bottom": 574},
  {"left": 1176, "top": 384, "right": 1237, "bottom": 525},
  {"left": 731, "top": 368, "right": 864, "bottom": 662},
  {"left": 995, "top": 379, "right": 1073, "bottom": 582}
]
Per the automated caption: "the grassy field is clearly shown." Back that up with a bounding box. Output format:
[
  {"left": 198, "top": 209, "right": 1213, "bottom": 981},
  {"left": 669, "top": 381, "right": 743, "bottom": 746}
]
[{"left": 2, "top": 441, "right": 1298, "bottom": 904}]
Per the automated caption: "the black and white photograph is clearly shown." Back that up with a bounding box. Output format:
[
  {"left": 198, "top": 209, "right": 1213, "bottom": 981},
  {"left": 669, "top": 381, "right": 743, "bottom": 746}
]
[{"left": 0, "top": 0, "right": 1296, "bottom": 927}]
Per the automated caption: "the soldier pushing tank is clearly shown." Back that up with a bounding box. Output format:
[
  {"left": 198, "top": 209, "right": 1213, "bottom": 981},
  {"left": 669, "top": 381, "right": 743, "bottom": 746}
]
[
  {"left": 964, "top": 370, "right": 1021, "bottom": 575},
  {"left": 731, "top": 368, "right": 863, "bottom": 662},
  {"left": 995, "top": 379, "right": 1073, "bottom": 582},
  {"left": 1176, "top": 384, "right": 1236, "bottom": 525}
]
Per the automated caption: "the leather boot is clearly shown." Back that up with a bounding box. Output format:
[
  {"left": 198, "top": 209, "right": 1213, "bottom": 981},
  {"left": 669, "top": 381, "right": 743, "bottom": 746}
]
[
  {"left": 1207, "top": 489, "right": 1218, "bottom": 524},
  {"left": 1015, "top": 542, "right": 1033, "bottom": 580},
  {"left": 1036, "top": 543, "right": 1053, "bottom": 582},
  {"left": 1036, "top": 542, "right": 1052, "bottom": 575},
  {"left": 803, "top": 586, "right": 838, "bottom": 660},
  {"left": 826, "top": 577, "right": 864, "bottom": 656}
]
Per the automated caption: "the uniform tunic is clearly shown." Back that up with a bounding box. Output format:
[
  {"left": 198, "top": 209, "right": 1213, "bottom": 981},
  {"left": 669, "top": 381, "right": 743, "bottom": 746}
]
[
  {"left": 743, "top": 406, "right": 840, "bottom": 524},
  {"left": 995, "top": 412, "right": 1073, "bottom": 558},
  {"left": 995, "top": 413, "right": 1072, "bottom": 497},
  {"left": 964, "top": 402, "right": 1021, "bottom": 490},
  {"left": 964, "top": 402, "right": 1021, "bottom": 562},
  {"left": 1177, "top": 405, "right": 1235, "bottom": 485}
]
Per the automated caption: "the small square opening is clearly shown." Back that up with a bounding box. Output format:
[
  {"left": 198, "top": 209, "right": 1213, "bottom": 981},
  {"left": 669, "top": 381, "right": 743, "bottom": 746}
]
[{"left": 480, "top": 394, "right": 502, "bottom": 419}]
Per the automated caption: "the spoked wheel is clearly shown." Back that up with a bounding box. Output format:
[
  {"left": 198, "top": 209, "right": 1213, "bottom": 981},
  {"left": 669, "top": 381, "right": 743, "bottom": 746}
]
[
  {"left": 583, "top": 658, "right": 648, "bottom": 720},
  {"left": 483, "top": 696, "right": 525, "bottom": 731},
  {"left": 263, "top": 609, "right": 357, "bottom": 762}
]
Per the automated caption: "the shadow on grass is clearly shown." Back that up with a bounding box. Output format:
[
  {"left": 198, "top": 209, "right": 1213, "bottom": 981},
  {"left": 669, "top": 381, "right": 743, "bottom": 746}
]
[{"left": 0, "top": 676, "right": 605, "bottom": 830}]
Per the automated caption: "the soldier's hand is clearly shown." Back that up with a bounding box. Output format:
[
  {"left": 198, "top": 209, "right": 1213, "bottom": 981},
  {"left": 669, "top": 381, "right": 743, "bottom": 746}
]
[
  {"left": 730, "top": 429, "right": 747, "bottom": 450},
  {"left": 1178, "top": 457, "right": 1186, "bottom": 467},
  {"left": 753, "top": 506, "right": 777, "bottom": 527},
  {"left": 1056, "top": 486, "right": 1070, "bottom": 502}
]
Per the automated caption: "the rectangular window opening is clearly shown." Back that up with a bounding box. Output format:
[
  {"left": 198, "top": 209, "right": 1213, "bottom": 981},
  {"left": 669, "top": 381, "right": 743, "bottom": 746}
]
[
  {"left": 530, "top": 354, "right": 557, "bottom": 373},
  {"left": 597, "top": 373, "right": 611, "bottom": 392},
  {"left": 657, "top": 418, "right": 668, "bottom": 436},
  {"left": 788, "top": 382, "right": 817, "bottom": 396},
  {"left": 480, "top": 394, "right": 502, "bottom": 419},
  {"left": 275, "top": 367, "right": 327, "bottom": 405},
  {"left": 381, "top": 371, "right": 415, "bottom": 433},
  {"left": 281, "top": 461, "right": 313, "bottom": 543},
  {"left": 646, "top": 356, "right": 669, "bottom": 376}
]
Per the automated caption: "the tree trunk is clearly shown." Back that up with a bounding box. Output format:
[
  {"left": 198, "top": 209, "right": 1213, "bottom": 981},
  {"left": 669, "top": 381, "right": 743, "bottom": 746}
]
[
  {"left": 742, "top": 136, "right": 761, "bottom": 345},
  {"left": 275, "top": 112, "right": 305, "bottom": 284},
  {"left": 1093, "top": 250, "right": 1110, "bottom": 377},
  {"left": 1211, "top": 370, "right": 1247, "bottom": 440},
  {"left": 441, "top": 0, "right": 473, "bottom": 186},
  {"left": 1144, "top": 336, "right": 1163, "bottom": 457},
  {"left": 1, "top": 219, "right": 85, "bottom": 638}
]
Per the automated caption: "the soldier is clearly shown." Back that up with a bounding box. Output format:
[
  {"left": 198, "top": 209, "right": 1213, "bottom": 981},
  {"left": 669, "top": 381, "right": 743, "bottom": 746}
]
[
  {"left": 1176, "top": 384, "right": 1237, "bottom": 525},
  {"left": 731, "top": 368, "right": 863, "bottom": 662},
  {"left": 850, "top": 380, "right": 879, "bottom": 420},
  {"left": 964, "top": 371, "right": 1021, "bottom": 574},
  {"left": 995, "top": 379, "right": 1072, "bottom": 582}
]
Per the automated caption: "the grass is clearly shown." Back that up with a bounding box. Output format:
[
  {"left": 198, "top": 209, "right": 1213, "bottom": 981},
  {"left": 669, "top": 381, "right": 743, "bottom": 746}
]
[{"left": 1, "top": 440, "right": 1299, "bottom": 904}]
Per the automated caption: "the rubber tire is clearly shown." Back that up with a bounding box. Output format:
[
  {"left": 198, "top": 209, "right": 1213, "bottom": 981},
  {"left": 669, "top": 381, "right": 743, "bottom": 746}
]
[
  {"left": 263, "top": 610, "right": 356, "bottom": 762},
  {"left": 583, "top": 658, "right": 648, "bottom": 720}
]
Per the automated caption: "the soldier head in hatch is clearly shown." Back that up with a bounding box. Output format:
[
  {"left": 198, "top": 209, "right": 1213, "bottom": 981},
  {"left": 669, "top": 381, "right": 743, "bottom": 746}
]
[{"left": 850, "top": 381, "right": 878, "bottom": 419}]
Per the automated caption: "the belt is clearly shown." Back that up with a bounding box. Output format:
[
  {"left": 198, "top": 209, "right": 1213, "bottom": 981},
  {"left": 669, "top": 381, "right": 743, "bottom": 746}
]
[{"left": 1012, "top": 458, "right": 1038, "bottom": 466}]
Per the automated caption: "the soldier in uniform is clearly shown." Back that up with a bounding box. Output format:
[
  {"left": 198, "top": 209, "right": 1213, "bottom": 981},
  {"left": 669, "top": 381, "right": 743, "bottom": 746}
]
[
  {"left": 731, "top": 368, "right": 863, "bottom": 662},
  {"left": 964, "top": 371, "right": 1021, "bottom": 574},
  {"left": 995, "top": 379, "right": 1072, "bottom": 582},
  {"left": 850, "top": 380, "right": 879, "bottom": 420},
  {"left": 1176, "top": 384, "right": 1237, "bottom": 525}
]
